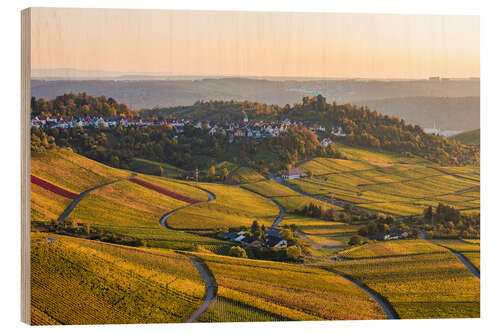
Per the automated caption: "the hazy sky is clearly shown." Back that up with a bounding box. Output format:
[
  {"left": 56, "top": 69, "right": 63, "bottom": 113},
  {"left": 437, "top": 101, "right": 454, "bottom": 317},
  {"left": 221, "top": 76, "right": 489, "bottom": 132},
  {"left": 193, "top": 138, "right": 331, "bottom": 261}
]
[{"left": 31, "top": 8, "right": 480, "bottom": 79}]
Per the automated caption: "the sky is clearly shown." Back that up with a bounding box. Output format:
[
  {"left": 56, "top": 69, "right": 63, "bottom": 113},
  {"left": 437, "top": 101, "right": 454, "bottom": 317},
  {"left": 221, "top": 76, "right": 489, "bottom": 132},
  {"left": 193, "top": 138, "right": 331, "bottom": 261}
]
[{"left": 30, "top": 8, "right": 480, "bottom": 79}]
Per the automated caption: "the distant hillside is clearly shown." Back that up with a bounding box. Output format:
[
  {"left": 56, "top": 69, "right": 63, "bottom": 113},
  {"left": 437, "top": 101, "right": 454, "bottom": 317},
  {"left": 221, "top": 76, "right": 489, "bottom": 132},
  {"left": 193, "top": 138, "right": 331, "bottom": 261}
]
[
  {"left": 31, "top": 78, "right": 479, "bottom": 131},
  {"left": 355, "top": 96, "right": 480, "bottom": 132},
  {"left": 450, "top": 129, "right": 480, "bottom": 145},
  {"left": 33, "top": 94, "right": 479, "bottom": 167}
]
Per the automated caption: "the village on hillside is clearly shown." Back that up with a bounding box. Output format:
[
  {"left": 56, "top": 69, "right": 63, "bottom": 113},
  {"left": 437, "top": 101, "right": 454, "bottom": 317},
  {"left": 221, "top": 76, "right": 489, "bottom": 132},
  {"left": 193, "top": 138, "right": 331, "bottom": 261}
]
[{"left": 30, "top": 110, "right": 347, "bottom": 147}]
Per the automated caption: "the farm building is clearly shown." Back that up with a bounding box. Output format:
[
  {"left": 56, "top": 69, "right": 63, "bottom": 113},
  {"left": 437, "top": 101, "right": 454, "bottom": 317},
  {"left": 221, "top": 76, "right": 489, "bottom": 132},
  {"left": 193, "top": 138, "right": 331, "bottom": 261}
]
[
  {"left": 265, "top": 236, "right": 287, "bottom": 249},
  {"left": 282, "top": 168, "right": 307, "bottom": 180}
]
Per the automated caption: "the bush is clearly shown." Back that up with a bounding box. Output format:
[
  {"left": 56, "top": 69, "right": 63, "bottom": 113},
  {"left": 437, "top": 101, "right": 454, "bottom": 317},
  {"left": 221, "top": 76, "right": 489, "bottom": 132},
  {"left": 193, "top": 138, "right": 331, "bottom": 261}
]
[
  {"left": 286, "top": 245, "right": 302, "bottom": 261},
  {"left": 228, "top": 246, "right": 247, "bottom": 258},
  {"left": 349, "top": 235, "right": 363, "bottom": 246}
]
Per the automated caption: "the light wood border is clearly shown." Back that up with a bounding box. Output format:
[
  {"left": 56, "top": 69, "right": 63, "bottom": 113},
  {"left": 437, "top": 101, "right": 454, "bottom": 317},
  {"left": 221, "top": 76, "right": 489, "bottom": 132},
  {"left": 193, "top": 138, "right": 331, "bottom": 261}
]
[{"left": 21, "top": 7, "right": 31, "bottom": 325}]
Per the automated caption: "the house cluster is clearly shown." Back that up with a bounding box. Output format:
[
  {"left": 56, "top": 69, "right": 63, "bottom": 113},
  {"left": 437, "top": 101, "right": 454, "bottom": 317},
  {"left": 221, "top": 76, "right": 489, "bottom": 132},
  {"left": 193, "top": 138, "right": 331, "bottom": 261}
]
[
  {"left": 31, "top": 113, "right": 345, "bottom": 147},
  {"left": 221, "top": 227, "right": 288, "bottom": 249},
  {"left": 200, "top": 119, "right": 296, "bottom": 142},
  {"left": 370, "top": 229, "right": 409, "bottom": 241},
  {"left": 30, "top": 115, "right": 158, "bottom": 129}
]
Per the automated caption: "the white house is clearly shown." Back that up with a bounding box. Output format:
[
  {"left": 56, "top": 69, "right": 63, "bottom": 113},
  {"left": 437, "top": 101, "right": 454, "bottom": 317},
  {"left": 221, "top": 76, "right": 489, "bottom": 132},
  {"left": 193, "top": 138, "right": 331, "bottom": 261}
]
[
  {"left": 321, "top": 138, "right": 333, "bottom": 148},
  {"left": 282, "top": 168, "right": 307, "bottom": 180}
]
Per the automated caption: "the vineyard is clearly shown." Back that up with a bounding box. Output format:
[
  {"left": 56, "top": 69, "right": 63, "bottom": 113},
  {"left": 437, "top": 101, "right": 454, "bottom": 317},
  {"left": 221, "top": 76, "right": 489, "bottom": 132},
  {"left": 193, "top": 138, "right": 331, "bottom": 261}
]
[
  {"left": 340, "top": 240, "right": 447, "bottom": 259},
  {"left": 194, "top": 252, "right": 386, "bottom": 321},
  {"left": 166, "top": 183, "right": 279, "bottom": 229},
  {"left": 432, "top": 239, "right": 480, "bottom": 271},
  {"left": 31, "top": 148, "right": 131, "bottom": 192},
  {"left": 330, "top": 240, "right": 480, "bottom": 318},
  {"left": 31, "top": 233, "right": 205, "bottom": 325},
  {"left": 128, "top": 177, "right": 201, "bottom": 204},
  {"left": 288, "top": 145, "right": 480, "bottom": 216},
  {"left": 241, "top": 179, "right": 340, "bottom": 213},
  {"left": 65, "top": 177, "right": 227, "bottom": 250},
  {"left": 30, "top": 175, "right": 78, "bottom": 199},
  {"left": 29, "top": 146, "right": 481, "bottom": 324},
  {"left": 30, "top": 182, "right": 73, "bottom": 221},
  {"left": 231, "top": 167, "right": 266, "bottom": 183}
]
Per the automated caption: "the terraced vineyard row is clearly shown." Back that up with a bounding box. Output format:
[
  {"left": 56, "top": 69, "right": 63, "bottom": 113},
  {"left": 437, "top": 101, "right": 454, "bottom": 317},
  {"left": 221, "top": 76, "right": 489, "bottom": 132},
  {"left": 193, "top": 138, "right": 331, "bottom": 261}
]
[
  {"left": 289, "top": 146, "right": 479, "bottom": 216},
  {"left": 66, "top": 179, "right": 227, "bottom": 250},
  {"left": 31, "top": 234, "right": 206, "bottom": 325},
  {"left": 194, "top": 252, "right": 386, "bottom": 321},
  {"left": 329, "top": 241, "right": 480, "bottom": 319},
  {"left": 166, "top": 182, "right": 279, "bottom": 230}
]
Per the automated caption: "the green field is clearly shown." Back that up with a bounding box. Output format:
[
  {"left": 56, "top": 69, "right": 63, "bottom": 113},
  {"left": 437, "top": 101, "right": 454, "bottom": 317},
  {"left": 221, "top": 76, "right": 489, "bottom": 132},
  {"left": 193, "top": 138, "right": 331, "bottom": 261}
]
[
  {"left": 288, "top": 146, "right": 479, "bottom": 216},
  {"left": 31, "top": 233, "right": 205, "bottom": 325},
  {"left": 329, "top": 240, "right": 480, "bottom": 319},
  {"left": 196, "top": 252, "right": 385, "bottom": 321},
  {"left": 167, "top": 183, "right": 279, "bottom": 229}
]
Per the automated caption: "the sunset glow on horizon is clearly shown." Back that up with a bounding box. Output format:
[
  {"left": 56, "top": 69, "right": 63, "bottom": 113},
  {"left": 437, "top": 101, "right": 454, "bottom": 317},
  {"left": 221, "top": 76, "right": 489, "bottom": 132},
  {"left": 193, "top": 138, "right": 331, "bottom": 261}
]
[{"left": 31, "top": 8, "right": 480, "bottom": 79}]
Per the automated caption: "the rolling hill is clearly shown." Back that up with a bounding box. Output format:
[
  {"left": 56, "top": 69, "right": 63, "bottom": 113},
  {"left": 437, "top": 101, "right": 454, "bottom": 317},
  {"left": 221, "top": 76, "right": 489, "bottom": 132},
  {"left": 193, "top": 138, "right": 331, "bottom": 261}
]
[{"left": 450, "top": 129, "right": 480, "bottom": 145}]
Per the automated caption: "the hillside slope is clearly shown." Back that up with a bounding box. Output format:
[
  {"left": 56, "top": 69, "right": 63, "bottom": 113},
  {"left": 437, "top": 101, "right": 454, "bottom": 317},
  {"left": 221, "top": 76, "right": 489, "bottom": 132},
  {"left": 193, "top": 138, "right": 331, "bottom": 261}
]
[
  {"left": 31, "top": 234, "right": 205, "bottom": 325},
  {"left": 450, "top": 129, "right": 480, "bottom": 145}
]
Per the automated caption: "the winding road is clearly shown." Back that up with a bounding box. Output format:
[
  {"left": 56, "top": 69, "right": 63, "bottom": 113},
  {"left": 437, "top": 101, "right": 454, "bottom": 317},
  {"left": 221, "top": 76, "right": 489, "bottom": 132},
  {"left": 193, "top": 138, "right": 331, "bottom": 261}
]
[
  {"left": 186, "top": 257, "right": 218, "bottom": 323},
  {"left": 57, "top": 174, "right": 136, "bottom": 224},
  {"left": 239, "top": 186, "right": 286, "bottom": 227},
  {"left": 420, "top": 230, "right": 480, "bottom": 279},
  {"left": 159, "top": 185, "right": 216, "bottom": 231},
  {"left": 155, "top": 182, "right": 219, "bottom": 322},
  {"left": 56, "top": 175, "right": 219, "bottom": 323},
  {"left": 327, "top": 268, "right": 399, "bottom": 319}
]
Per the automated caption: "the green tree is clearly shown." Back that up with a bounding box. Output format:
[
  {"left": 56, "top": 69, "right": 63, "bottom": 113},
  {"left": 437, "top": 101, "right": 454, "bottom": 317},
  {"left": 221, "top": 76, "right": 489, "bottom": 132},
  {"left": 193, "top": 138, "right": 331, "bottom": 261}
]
[
  {"left": 228, "top": 246, "right": 247, "bottom": 258},
  {"left": 349, "top": 235, "right": 363, "bottom": 246},
  {"left": 222, "top": 167, "right": 229, "bottom": 181},
  {"left": 286, "top": 245, "right": 302, "bottom": 261}
]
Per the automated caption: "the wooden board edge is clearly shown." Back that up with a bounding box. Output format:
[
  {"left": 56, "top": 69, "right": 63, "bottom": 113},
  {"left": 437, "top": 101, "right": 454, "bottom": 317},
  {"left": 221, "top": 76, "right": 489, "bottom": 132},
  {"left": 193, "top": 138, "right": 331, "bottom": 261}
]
[{"left": 21, "top": 7, "right": 31, "bottom": 326}]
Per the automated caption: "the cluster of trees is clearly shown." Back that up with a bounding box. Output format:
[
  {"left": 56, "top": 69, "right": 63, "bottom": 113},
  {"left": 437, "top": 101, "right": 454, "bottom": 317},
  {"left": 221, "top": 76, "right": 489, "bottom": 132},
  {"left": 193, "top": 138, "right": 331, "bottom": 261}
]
[
  {"left": 423, "top": 204, "right": 480, "bottom": 239},
  {"left": 282, "top": 96, "right": 479, "bottom": 166},
  {"left": 294, "top": 202, "right": 336, "bottom": 221},
  {"left": 141, "top": 99, "right": 281, "bottom": 122},
  {"left": 221, "top": 221, "right": 303, "bottom": 262},
  {"left": 268, "top": 127, "right": 343, "bottom": 169},
  {"left": 34, "top": 219, "right": 146, "bottom": 247},
  {"left": 31, "top": 93, "right": 138, "bottom": 118},
  {"left": 357, "top": 214, "right": 418, "bottom": 239},
  {"left": 31, "top": 131, "right": 56, "bottom": 153},
  {"left": 31, "top": 125, "right": 339, "bottom": 175},
  {"left": 227, "top": 245, "right": 302, "bottom": 262},
  {"left": 31, "top": 123, "right": 227, "bottom": 171},
  {"left": 143, "top": 96, "right": 479, "bottom": 166}
]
